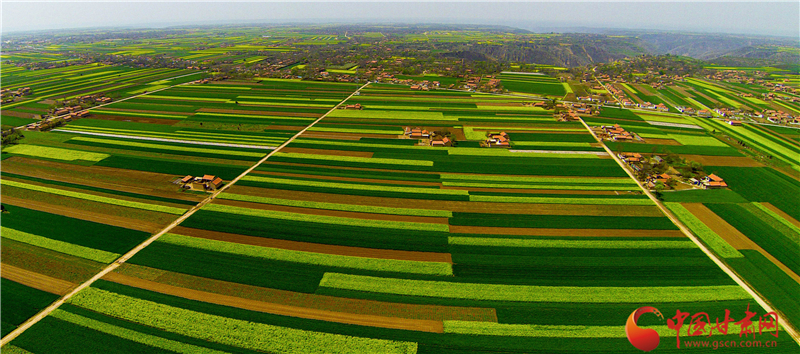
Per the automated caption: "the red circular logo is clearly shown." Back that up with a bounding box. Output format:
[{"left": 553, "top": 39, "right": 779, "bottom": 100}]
[{"left": 626, "top": 306, "right": 664, "bottom": 352}]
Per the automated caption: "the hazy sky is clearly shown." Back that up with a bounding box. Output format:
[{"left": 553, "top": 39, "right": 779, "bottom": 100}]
[{"left": 2, "top": 1, "right": 799, "bottom": 37}]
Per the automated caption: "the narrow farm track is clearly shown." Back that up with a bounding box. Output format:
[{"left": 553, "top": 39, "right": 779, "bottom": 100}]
[
  {"left": 0, "top": 82, "right": 371, "bottom": 347},
  {"left": 578, "top": 117, "right": 800, "bottom": 346}
]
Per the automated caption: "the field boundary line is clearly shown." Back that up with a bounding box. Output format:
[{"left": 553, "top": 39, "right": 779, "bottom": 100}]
[
  {"left": 577, "top": 117, "right": 800, "bottom": 346},
  {"left": 0, "top": 81, "right": 370, "bottom": 346}
]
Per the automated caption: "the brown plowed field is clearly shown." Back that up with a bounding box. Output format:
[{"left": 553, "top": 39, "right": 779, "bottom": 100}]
[
  {"left": 644, "top": 138, "right": 682, "bottom": 145},
  {"left": 89, "top": 114, "right": 179, "bottom": 125},
  {"left": 2, "top": 239, "right": 105, "bottom": 284},
  {"left": 2, "top": 157, "right": 205, "bottom": 198},
  {"left": 1, "top": 264, "right": 76, "bottom": 295},
  {"left": 228, "top": 185, "right": 662, "bottom": 216},
  {"left": 449, "top": 226, "right": 685, "bottom": 237},
  {"left": 115, "top": 263, "right": 494, "bottom": 322},
  {"left": 280, "top": 147, "right": 374, "bottom": 158},
  {"left": 681, "top": 203, "right": 755, "bottom": 249},
  {"left": 680, "top": 203, "right": 800, "bottom": 284},
  {"left": 2, "top": 110, "right": 36, "bottom": 118},
  {"left": 680, "top": 155, "right": 763, "bottom": 167},
  {"left": 2, "top": 196, "right": 164, "bottom": 233},
  {"left": 172, "top": 226, "right": 452, "bottom": 263},
  {"left": 103, "top": 272, "right": 446, "bottom": 333}
]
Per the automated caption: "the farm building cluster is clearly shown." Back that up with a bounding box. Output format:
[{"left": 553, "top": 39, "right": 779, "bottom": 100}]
[
  {"left": 596, "top": 124, "right": 640, "bottom": 141},
  {"left": 1, "top": 87, "right": 31, "bottom": 103},
  {"left": 403, "top": 127, "right": 453, "bottom": 147},
  {"left": 483, "top": 132, "right": 511, "bottom": 147},
  {"left": 619, "top": 152, "right": 729, "bottom": 190},
  {"left": 179, "top": 174, "right": 224, "bottom": 191}
]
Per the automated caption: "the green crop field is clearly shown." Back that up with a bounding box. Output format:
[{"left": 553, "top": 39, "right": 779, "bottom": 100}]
[{"left": 3, "top": 36, "right": 799, "bottom": 354}]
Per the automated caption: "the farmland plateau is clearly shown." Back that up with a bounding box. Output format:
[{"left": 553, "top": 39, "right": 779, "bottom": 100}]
[{"left": 1, "top": 24, "right": 799, "bottom": 353}]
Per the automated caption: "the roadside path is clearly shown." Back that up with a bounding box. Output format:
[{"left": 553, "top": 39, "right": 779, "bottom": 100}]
[{"left": 0, "top": 82, "right": 371, "bottom": 346}]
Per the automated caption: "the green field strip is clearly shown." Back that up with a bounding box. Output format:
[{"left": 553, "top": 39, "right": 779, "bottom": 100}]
[
  {"left": 667, "top": 133, "right": 727, "bottom": 147},
  {"left": 68, "top": 287, "right": 418, "bottom": 354},
  {"left": 56, "top": 126, "right": 285, "bottom": 146},
  {"left": 143, "top": 94, "right": 232, "bottom": 102},
  {"left": 664, "top": 203, "right": 744, "bottom": 258},
  {"left": 468, "top": 195, "right": 654, "bottom": 205},
  {"left": 442, "top": 319, "right": 760, "bottom": 338},
  {"left": 1, "top": 278, "right": 61, "bottom": 338},
  {"left": 441, "top": 174, "right": 634, "bottom": 184},
  {"left": 241, "top": 175, "right": 468, "bottom": 196},
  {"left": 2, "top": 144, "right": 110, "bottom": 162},
  {"left": 160, "top": 233, "right": 452, "bottom": 276},
  {"left": 441, "top": 182, "right": 633, "bottom": 191},
  {"left": 68, "top": 137, "right": 266, "bottom": 158},
  {"left": 0, "top": 346, "right": 33, "bottom": 354},
  {"left": 217, "top": 193, "right": 452, "bottom": 217},
  {"left": 184, "top": 85, "right": 253, "bottom": 90},
  {"left": 329, "top": 109, "right": 455, "bottom": 121},
  {"left": 1, "top": 180, "right": 187, "bottom": 215},
  {"left": 235, "top": 101, "right": 334, "bottom": 108},
  {"left": 272, "top": 152, "right": 434, "bottom": 166},
  {"left": 2, "top": 227, "right": 121, "bottom": 263},
  {"left": 203, "top": 203, "right": 449, "bottom": 232},
  {"left": 49, "top": 309, "right": 227, "bottom": 354},
  {"left": 751, "top": 203, "right": 800, "bottom": 236},
  {"left": 448, "top": 237, "right": 696, "bottom": 249},
  {"left": 89, "top": 109, "right": 190, "bottom": 119},
  {"left": 446, "top": 148, "right": 600, "bottom": 158},
  {"left": 307, "top": 126, "right": 404, "bottom": 135},
  {"left": 194, "top": 112, "right": 314, "bottom": 121},
  {"left": 319, "top": 273, "right": 751, "bottom": 302}
]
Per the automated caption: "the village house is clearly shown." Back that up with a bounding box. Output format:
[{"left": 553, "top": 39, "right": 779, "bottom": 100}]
[
  {"left": 404, "top": 127, "right": 430, "bottom": 138},
  {"left": 485, "top": 132, "right": 510, "bottom": 147},
  {"left": 702, "top": 174, "right": 727, "bottom": 189},
  {"left": 180, "top": 174, "right": 224, "bottom": 191},
  {"left": 430, "top": 136, "right": 451, "bottom": 147}
]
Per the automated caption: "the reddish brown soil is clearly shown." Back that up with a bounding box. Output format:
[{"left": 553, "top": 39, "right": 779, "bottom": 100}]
[
  {"left": 681, "top": 203, "right": 800, "bottom": 284},
  {"left": 2, "top": 110, "right": 37, "bottom": 118},
  {"left": 88, "top": 114, "right": 179, "bottom": 125},
  {"left": 1, "top": 264, "right": 76, "bottom": 295},
  {"left": 103, "top": 272, "right": 446, "bottom": 333},
  {"left": 681, "top": 203, "right": 755, "bottom": 249},
  {"left": 644, "top": 138, "right": 682, "bottom": 146},
  {"left": 280, "top": 147, "right": 374, "bottom": 158},
  {"left": 173, "top": 226, "right": 452, "bottom": 262},
  {"left": 2, "top": 239, "right": 105, "bottom": 284},
  {"left": 1, "top": 157, "right": 207, "bottom": 199},
  {"left": 680, "top": 154, "right": 764, "bottom": 167},
  {"left": 2, "top": 196, "right": 165, "bottom": 233},
  {"left": 449, "top": 226, "right": 686, "bottom": 237}
]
